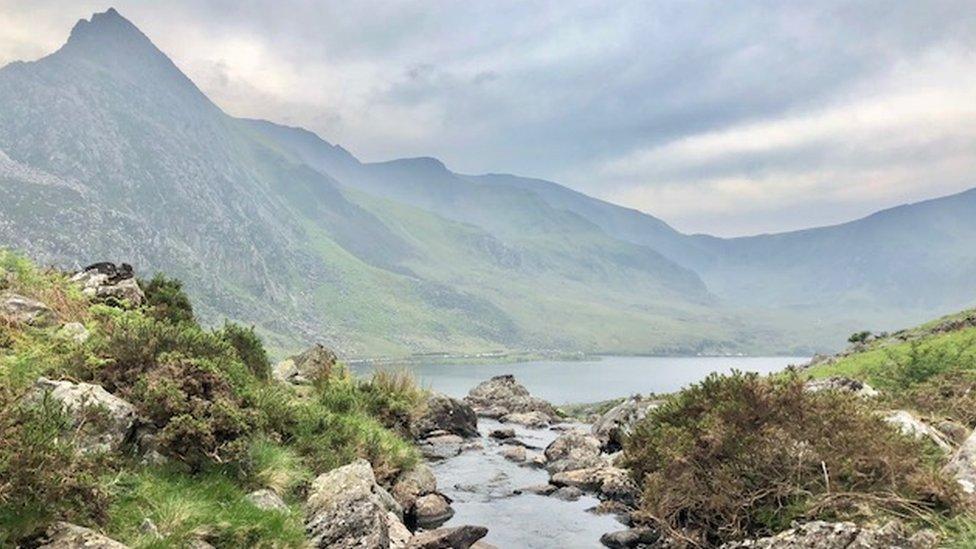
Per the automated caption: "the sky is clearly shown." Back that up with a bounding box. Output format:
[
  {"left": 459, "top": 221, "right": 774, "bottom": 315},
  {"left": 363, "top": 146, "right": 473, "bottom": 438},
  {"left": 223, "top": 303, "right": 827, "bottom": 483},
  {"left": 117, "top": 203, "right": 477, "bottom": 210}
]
[{"left": 1, "top": 1, "right": 974, "bottom": 236}]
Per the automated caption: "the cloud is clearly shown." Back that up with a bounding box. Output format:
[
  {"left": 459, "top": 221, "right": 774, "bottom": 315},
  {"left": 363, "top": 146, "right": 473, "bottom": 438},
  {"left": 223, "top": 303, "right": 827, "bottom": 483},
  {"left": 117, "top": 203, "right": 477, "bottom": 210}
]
[{"left": 1, "top": 0, "right": 974, "bottom": 235}]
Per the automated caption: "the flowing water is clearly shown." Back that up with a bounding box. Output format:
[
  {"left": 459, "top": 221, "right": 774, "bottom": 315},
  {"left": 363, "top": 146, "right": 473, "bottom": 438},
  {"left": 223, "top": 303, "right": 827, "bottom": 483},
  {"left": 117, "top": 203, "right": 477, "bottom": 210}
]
[{"left": 353, "top": 356, "right": 806, "bottom": 548}]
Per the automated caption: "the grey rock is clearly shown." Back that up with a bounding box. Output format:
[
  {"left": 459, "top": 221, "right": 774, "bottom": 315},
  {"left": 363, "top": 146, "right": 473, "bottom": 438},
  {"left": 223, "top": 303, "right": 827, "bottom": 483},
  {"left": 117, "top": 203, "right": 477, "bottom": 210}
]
[
  {"left": 407, "top": 525, "right": 489, "bottom": 549},
  {"left": 500, "top": 411, "right": 551, "bottom": 428},
  {"left": 304, "top": 459, "right": 392, "bottom": 548},
  {"left": 520, "top": 483, "right": 558, "bottom": 496},
  {"left": 273, "top": 343, "right": 337, "bottom": 385},
  {"left": 551, "top": 486, "right": 582, "bottom": 501},
  {"left": 413, "top": 392, "right": 478, "bottom": 439},
  {"left": 591, "top": 396, "right": 661, "bottom": 451},
  {"left": 804, "top": 377, "right": 879, "bottom": 398},
  {"left": 246, "top": 488, "right": 288, "bottom": 512},
  {"left": 501, "top": 445, "right": 526, "bottom": 462},
  {"left": 414, "top": 492, "right": 455, "bottom": 529},
  {"left": 464, "top": 375, "right": 557, "bottom": 419},
  {"left": 1, "top": 292, "right": 57, "bottom": 326},
  {"left": 387, "top": 512, "right": 413, "bottom": 549},
  {"left": 419, "top": 434, "right": 464, "bottom": 460},
  {"left": 488, "top": 427, "right": 516, "bottom": 439},
  {"left": 392, "top": 463, "right": 438, "bottom": 512},
  {"left": 31, "top": 377, "right": 137, "bottom": 454},
  {"left": 600, "top": 527, "right": 659, "bottom": 548},
  {"left": 38, "top": 522, "right": 129, "bottom": 548},
  {"left": 58, "top": 321, "right": 90, "bottom": 343},
  {"left": 544, "top": 430, "right": 604, "bottom": 474},
  {"left": 138, "top": 518, "right": 159, "bottom": 538},
  {"left": 551, "top": 467, "right": 639, "bottom": 503},
  {"left": 945, "top": 428, "right": 976, "bottom": 495},
  {"left": 883, "top": 410, "right": 952, "bottom": 451},
  {"left": 70, "top": 264, "right": 144, "bottom": 307},
  {"left": 721, "top": 520, "right": 938, "bottom": 548}
]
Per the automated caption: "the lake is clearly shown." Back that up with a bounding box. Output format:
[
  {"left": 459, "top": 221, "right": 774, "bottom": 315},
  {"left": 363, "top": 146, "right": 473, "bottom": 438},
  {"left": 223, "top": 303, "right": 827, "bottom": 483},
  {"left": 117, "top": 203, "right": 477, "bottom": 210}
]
[{"left": 350, "top": 355, "right": 807, "bottom": 404}]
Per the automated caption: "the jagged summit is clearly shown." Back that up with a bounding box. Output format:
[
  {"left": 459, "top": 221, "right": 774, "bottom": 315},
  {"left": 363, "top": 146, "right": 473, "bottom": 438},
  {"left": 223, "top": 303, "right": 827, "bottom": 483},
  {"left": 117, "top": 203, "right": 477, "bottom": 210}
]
[{"left": 63, "top": 8, "right": 156, "bottom": 56}]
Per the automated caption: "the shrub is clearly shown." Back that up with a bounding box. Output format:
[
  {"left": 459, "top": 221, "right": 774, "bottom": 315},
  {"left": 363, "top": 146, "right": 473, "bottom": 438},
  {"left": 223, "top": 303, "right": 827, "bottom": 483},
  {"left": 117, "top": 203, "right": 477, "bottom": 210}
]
[
  {"left": 623, "top": 372, "right": 959, "bottom": 546},
  {"left": 0, "top": 395, "right": 111, "bottom": 543},
  {"left": 142, "top": 274, "right": 194, "bottom": 324},
  {"left": 848, "top": 330, "right": 872, "bottom": 344},
  {"left": 219, "top": 322, "right": 271, "bottom": 380}
]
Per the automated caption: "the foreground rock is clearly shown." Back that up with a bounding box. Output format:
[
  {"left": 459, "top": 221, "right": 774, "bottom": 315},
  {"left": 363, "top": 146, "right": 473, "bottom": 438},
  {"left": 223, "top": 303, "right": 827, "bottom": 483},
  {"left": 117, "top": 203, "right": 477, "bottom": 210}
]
[
  {"left": 406, "top": 525, "right": 488, "bottom": 549},
  {"left": 419, "top": 433, "right": 465, "bottom": 460},
  {"left": 883, "top": 410, "right": 953, "bottom": 452},
  {"left": 31, "top": 377, "right": 138, "bottom": 453},
  {"left": 464, "top": 375, "right": 557, "bottom": 420},
  {"left": 273, "top": 343, "right": 338, "bottom": 385},
  {"left": 721, "top": 520, "right": 938, "bottom": 548},
  {"left": 70, "top": 262, "right": 144, "bottom": 307},
  {"left": 1, "top": 292, "right": 57, "bottom": 326},
  {"left": 413, "top": 392, "right": 479, "bottom": 439},
  {"left": 544, "top": 430, "right": 604, "bottom": 473},
  {"left": 944, "top": 427, "right": 976, "bottom": 494},
  {"left": 499, "top": 410, "right": 551, "bottom": 428},
  {"left": 591, "top": 395, "right": 661, "bottom": 451},
  {"left": 305, "top": 459, "right": 405, "bottom": 548},
  {"left": 600, "top": 527, "right": 659, "bottom": 548},
  {"left": 38, "top": 522, "right": 128, "bottom": 549},
  {"left": 803, "top": 376, "right": 879, "bottom": 398},
  {"left": 246, "top": 489, "right": 288, "bottom": 512},
  {"left": 551, "top": 466, "right": 639, "bottom": 504},
  {"left": 414, "top": 493, "right": 455, "bottom": 529}
]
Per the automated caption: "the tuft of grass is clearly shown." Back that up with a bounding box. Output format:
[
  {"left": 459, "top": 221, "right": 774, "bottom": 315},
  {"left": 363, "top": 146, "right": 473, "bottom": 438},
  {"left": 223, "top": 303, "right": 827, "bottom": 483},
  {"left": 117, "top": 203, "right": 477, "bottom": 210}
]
[{"left": 246, "top": 438, "right": 311, "bottom": 497}]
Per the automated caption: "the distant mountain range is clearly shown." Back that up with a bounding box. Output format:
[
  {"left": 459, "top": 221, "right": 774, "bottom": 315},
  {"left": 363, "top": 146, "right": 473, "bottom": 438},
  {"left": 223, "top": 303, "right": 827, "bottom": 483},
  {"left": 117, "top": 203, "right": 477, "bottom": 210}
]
[{"left": 1, "top": 9, "right": 973, "bottom": 357}]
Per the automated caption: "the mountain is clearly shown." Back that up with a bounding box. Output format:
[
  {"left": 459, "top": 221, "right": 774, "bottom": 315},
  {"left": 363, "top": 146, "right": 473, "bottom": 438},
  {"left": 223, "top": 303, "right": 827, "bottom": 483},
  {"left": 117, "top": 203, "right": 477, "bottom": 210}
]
[
  {"left": 0, "top": 9, "right": 746, "bottom": 357},
  {"left": 1, "top": 9, "right": 973, "bottom": 357}
]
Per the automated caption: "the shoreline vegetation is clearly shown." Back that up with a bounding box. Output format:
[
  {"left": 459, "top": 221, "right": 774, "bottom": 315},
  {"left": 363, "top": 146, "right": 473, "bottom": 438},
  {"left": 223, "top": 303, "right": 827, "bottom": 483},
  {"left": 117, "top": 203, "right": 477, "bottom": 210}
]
[
  {"left": 346, "top": 350, "right": 810, "bottom": 368},
  {"left": 4, "top": 249, "right": 976, "bottom": 547}
]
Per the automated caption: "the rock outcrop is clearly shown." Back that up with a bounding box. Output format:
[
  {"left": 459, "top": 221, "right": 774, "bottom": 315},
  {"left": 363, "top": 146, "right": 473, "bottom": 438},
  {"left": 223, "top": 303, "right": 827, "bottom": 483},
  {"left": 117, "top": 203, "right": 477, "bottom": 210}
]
[
  {"left": 591, "top": 396, "right": 661, "bottom": 451},
  {"left": 413, "top": 493, "right": 455, "bottom": 529},
  {"left": 944, "top": 427, "right": 976, "bottom": 494},
  {"left": 1, "top": 292, "right": 57, "bottom": 326},
  {"left": 37, "top": 522, "right": 129, "bottom": 549},
  {"left": 803, "top": 377, "right": 879, "bottom": 398},
  {"left": 720, "top": 520, "right": 938, "bottom": 548},
  {"left": 406, "top": 525, "right": 489, "bottom": 549},
  {"left": 273, "top": 343, "right": 338, "bottom": 385},
  {"left": 413, "top": 392, "right": 478, "bottom": 439},
  {"left": 31, "top": 377, "right": 138, "bottom": 454},
  {"left": 544, "top": 430, "right": 604, "bottom": 473},
  {"left": 883, "top": 410, "right": 953, "bottom": 452},
  {"left": 305, "top": 459, "right": 405, "bottom": 548},
  {"left": 551, "top": 466, "right": 638, "bottom": 504},
  {"left": 70, "top": 262, "right": 144, "bottom": 307},
  {"left": 464, "top": 375, "right": 557, "bottom": 420}
]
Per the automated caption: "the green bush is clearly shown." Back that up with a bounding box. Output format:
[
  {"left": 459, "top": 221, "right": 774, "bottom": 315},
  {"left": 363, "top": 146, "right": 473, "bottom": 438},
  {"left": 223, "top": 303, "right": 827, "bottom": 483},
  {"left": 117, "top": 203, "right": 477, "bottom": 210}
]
[
  {"left": 0, "top": 396, "right": 111, "bottom": 543},
  {"left": 142, "top": 274, "right": 194, "bottom": 324},
  {"left": 848, "top": 330, "right": 872, "bottom": 344},
  {"left": 623, "top": 372, "right": 959, "bottom": 545},
  {"left": 219, "top": 322, "right": 271, "bottom": 380}
]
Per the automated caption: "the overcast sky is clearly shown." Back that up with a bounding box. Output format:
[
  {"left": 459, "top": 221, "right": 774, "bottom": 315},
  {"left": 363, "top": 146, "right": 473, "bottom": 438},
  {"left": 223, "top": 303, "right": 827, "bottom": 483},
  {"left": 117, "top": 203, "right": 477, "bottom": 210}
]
[{"left": 2, "top": 1, "right": 974, "bottom": 236}]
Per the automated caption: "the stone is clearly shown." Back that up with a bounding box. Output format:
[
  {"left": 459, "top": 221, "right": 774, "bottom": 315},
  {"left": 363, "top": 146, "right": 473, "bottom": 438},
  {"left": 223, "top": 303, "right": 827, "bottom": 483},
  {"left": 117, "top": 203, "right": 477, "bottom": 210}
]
[
  {"left": 70, "top": 263, "right": 144, "bottom": 307},
  {"left": 58, "top": 321, "right": 90, "bottom": 343},
  {"left": 720, "top": 520, "right": 938, "bottom": 548},
  {"left": 551, "top": 486, "right": 582, "bottom": 501},
  {"left": 138, "top": 518, "right": 160, "bottom": 538},
  {"left": 38, "top": 522, "right": 129, "bottom": 548},
  {"left": 246, "top": 488, "right": 288, "bottom": 512},
  {"left": 937, "top": 420, "right": 970, "bottom": 444},
  {"left": 945, "top": 428, "right": 976, "bottom": 494},
  {"left": 414, "top": 493, "right": 455, "bottom": 529},
  {"left": 413, "top": 392, "right": 479, "bottom": 439},
  {"left": 501, "top": 445, "right": 526, "bottom": 462},
  {"left": 883, "top": 410, "right": 952, "bottom": 451},
  {"left": 273, "top": 343, "right": 337, "bottom": 385},
  {"left": 489, "top": 427, "right": 516, "bottom": 439},
  {"left": 804, "top": 377, "right": 879, "bottom": 398},
  {"left": 500, "top": 411, "right": 551, "bottom": 428},
  {"left": 464, "top": 375, "right": 557, "bottom": 419},
  {"left": 591, "top": 395, "right": 661, "bottom": 451},
  {"left": 521, "top": 484, "right": 558, "bottom": 496},
  {"left": 1, "top": 292, "right": 57, "bottom": 326},
  {"left": 31, "top": 377, "right": 138, "bottom": 454},
  {"left": 387, "top": 512, "right": 413, "bottom": 549},
  {"left": 392, "top": 463, "right": 438, "bottom": 511},
  {"left": 551, "top": 467, "right": 638, "bottom": 503},
  {"left": 600, "top": 527, "right": 659, "bottom": 548},
  {"left": 407, "top": 525, "right": 489, "bottom": 549},
  {"left": 419, "top": 434, "right": 464, "bottom": 460},
  {"left": 304, "top": 459, "right": 393, "bottom": 548},
  {"left": 544, "top": 430, "right": 604, "bottom": 474}
]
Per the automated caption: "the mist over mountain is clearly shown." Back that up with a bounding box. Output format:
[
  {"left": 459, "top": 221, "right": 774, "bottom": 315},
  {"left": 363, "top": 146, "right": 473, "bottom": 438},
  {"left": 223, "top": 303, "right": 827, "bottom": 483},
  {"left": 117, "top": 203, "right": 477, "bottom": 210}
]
[{"left": 1, "top": 8, "right": 973, "bottom": 357}]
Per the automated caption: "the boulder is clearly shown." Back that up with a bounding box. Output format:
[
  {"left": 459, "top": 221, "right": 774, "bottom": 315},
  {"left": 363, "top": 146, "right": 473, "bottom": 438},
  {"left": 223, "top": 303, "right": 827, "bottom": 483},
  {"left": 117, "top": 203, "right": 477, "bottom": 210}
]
[
  {"left": 501, "top": 445, "right": 526, "bottom": 462},
  {"left": 392, "top": 463, "right": 438, "bottom": 511},
  {"left": 31, "top": 377, "right": 138, "bottom": 454},
  {"left": 58, "top": 321, "right": 90, "bottom": 343},
  {"left": 414, "top": 493, "right": 455, "bottom": 529},
  {"left": 246, "top": 489, "right": 288, "bottom": 512},
  {"left": 70, "top": 263, "right": 144, "bottom": 307},
  {"left": 413, "top": 392, "right": 478, "bottom": 439},
  {"left": 551, "top": 466, "right": 638, "bottom": 504},
  {"left": 305, "top": 459, "right": 395, "bottom": 548},
  {"left": 38, "top": 522, "right": 128, "bottom": 549},
  {"left": 591, "top": 396, "right": 661, "bottom": 451},
  {"left": 720, "top": 520, "right": 937, "bottom": 548},
  {"left": 419, "top": 434, "right": 464, "bottom": 460},
  {"left": 520, "top": 484, "right": 558, "bottom": 496},
  {"left": 600, "top": 527, "right": 659, "bottom": 548},
  {"left": 944, "top": 428, "right": 976, "bottom": 494},
  {"left": 489, "top": 427, "right": 516, "bottom": 439},
  {"left": 804, "top": 377, "right": 879, "bottom": 398},
  {"left": 551, "top": 486, "right": 582, "bottom": 501},
  {"left": 406, "top": 525, "right": 489, "bottom": 549},
  {"left": 464, "top": 375, "right": 557, "bottom": 419},
  {"left": 273, "top": 344, "right": 337, "bottom": 385},
  {"left": 883, "top": 410, "right": 953, "bottom": 451},
  {"left": 500, "top": 411, "right": 551, "bottom": 428},
  {"left": 544, "top": 431, "right": 604, "bottom": 474},
  {"left": 1, "top": 292, "right": 57, "bottom": 326},
  {"left": 387, "top": 512, "right": 413, "bottom": 548}
]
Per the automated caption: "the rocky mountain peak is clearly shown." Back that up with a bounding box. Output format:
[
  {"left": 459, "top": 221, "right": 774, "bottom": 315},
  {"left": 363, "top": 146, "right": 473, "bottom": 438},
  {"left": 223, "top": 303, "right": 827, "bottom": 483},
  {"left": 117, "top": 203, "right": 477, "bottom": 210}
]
[{"left": 65, "top": 8, "right": 156, "bottom": 56}]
